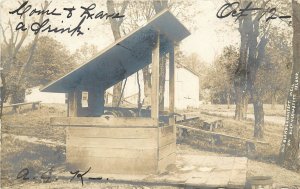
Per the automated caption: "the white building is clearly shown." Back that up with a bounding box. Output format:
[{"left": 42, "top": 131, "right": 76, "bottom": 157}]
[
  {"left": 26, "top": 86, "right": 66, "bottom": 104},
  {"left": 106, "top": 63, "right": 200, "bottom": 110}
]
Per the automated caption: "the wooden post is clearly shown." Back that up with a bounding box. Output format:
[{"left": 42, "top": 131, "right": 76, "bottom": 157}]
[
  {"left": 88, "top": 85, "right": 105, "bottom": 116},
  {"left": 169, "top": 43, "right": 175, "bottom": 125},
  {"left": 151, "top": 33, "right": 160, "bottom": 120},
  {"left": 68, "top": 90, "right": 78, "bottom": 117}
]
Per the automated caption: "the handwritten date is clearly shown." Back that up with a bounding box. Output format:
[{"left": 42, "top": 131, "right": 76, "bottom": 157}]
[{"left": 216, "top": 1, "right": 291, "bottom": 25}]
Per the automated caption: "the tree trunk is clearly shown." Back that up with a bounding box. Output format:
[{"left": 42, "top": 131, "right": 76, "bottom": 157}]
[
  {"left": 110, "top": 27, "right": 123, "bottom": 107},
  {"left": 252, "top": 90, "right": 264, "bottom": 139},
  {"left": 271, "top": 92, "right": 277, "bottom": 109},
  {"left": 227, "top": 92, "right": 230, "bottom": 109},
  {"left": 235, "top": 85, "right": 245, "bottom": 120},
  {"left": 107, "top": 0, "right": 128, "bottom": 107},
  {"left": 142, "top": 66, "right": 151, "bottom": 106},
  {"left": 243, "top": 94, "right": 249, "bottom": 119},
  {"left": 159, "top": 55, "right": 166, "bottom": 111},
  {"left": 9, "top": 1, "right": 50, "bottom": 104},
  {"left": 0, "top": 73, "right": 5, "bottom": 118},
  {"left": 279, "top": 0, "right": 300, "bottom": 169},
  {"left": 284, "top": 98, "right": 287, "bottom": 110},
  {"left": 235, "top": 10, "right": 250, "bottom": 120},
  {"left": 112, "top": 82, "right": 123, "bottom": 106},
  {"left": 11, "top": 86, "right": 25, "bottom": 104},
  {"left": 279, "top": 72, "right": 300, "bottom": 168}
]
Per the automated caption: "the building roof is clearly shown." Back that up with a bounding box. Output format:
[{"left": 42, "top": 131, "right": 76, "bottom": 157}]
[
  {"left": 41, "top": 9, "right": 190, "bottom": 93},
  {"left": 176, "top": 63, "right": 199, "bottom": 77}
]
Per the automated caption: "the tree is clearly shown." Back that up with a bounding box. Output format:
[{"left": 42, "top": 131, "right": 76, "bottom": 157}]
[
  {"left": 0, "top": 0, "right": 49, "bottom": 105},
  {"left": 121, "top": 1, "right": 155, "bottom": 106},
  {"left": 73, "top": 43, "right": 99, "bottom": 65},
  {"left": 234, "top": 0, "right": 277, "bottom": 139},
  {"left": 263, "top": 28, "right": 292, "bottom": 107},
  {"left": 2, "top": 36, "right": 76, "bottom": 104},
  {"left": 25, "top": 36, "right": 76, "bottom": 87},
  {"left": 114, "top": 0, "right": 169, "bottom": 109},
  {"left": 278, "top": 0, "right": 300, "bottom": 170},
  {"left": 106, "top": 0, "right": 198, "bottom": 109},
  {"left": 106, "top": 0, "right": 129, "bottom": 107},
  {"left": 202, "top": 46, "right": 238, "bottom": 105}
]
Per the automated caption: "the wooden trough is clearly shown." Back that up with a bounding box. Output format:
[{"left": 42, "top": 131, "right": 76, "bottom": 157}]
[{"left": 42, "top": 10, "right": 190, "bottom": 175}]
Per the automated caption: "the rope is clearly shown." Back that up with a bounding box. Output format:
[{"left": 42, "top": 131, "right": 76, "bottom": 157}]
[{"left": 117, "top": 78, "right": 128, "bottom": 107}]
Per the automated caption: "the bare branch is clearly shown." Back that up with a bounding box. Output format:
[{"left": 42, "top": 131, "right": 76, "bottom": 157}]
[
  {"left": 15, "top": 7, "right": 28, "bottom": 55},
  {"left": 8, "top": 20, "right": 14, "bottom": 46},
  {"left": 0, "top": 25, "right": 9, "bottom": 45},
  {"left": 118, "top": 0, "right": 129, "bottom": 27},
  {"left": 14, "top": 30, "right": 20, "bottom": 45},
  {"left": 120, "top": 0, "right": 129, "bottom": 16},
  {"left": 14, "top": 28, "right": 28, "bottom": 55},
  {"left": 16, "top": 0, "right": 50, "bottom": 84}
]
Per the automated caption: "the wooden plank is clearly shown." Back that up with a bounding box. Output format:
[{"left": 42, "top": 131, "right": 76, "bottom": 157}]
[
  {"left": 87, "top": 84, "right": 105, "bottom": 116},
  {"left": 159, "top": 126, "right": 175, "bottom": 148},
  {"left": 175, "top": 116, "right": 199, "bottom": 123},
  {"left": 176, "top": 124, "right": 269, "bottom": 145},
  {"left": 51, "top": 117, "right": 158, "bottom": 127},
  {"left": 159, "top": 142, "right": 176, "bottom": 160},
  {"left": 67, "top": 127, "right": 157, "bottom": 139},
  {"left": 151, "top": 33, "right": 160, "bottom": 120},
  {"left": 159, "top": 133, "right": 175, "bottom": 147},
  {"left": 67, "top": 137, "right": 157, "bottom": 149},
  {"left": 204, "top": 170, "right": 231, "bottom": 187},
  {"left": 4, "top": 101, "right": 41, "bottom": 108},
  {"left": 159, "top": 126, "right": 174, "bottom": 137},
  {"left": 228, "top": 169, "right": 247, "bottom": 188},
  {"left": 67, "top": 156, "right": 157, "bottom": 174},
  {"left": 68, "top": 91, "right": 78, "bottom": 117},
  {"left": 185, "top": 173, "right": 210, "bottom": 187},
  {"left": 67, "top": 146, "right": 157, "bottom": 159},
  {"left": 169, "top": 43, "right": 175, "bottom": 125},
  {"left": 158, "top": 152, "right": 176, "bottom": 173}
]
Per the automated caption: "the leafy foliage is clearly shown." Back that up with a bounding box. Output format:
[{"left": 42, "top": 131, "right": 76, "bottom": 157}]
[
  {"left": 73, "top": 42, "right": 99, "bottom": 65},
  {"left": 202, "top": 46, "right": 239, "bottom": 104},
  {"left": 2, "top": 36, "right": 76, "bottom": 103},
  {"left": 24, "top": 36, "right": 76, "bottom": 87}
]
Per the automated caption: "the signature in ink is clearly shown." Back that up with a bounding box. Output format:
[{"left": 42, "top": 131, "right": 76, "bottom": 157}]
[
  {"left": 16, "top": 167, "right": 56, "bottom": 183},
  {"left": 70, "top": 167, "right": 110, "bottom": 186},
  {"left": 17, "top": 166, "right": 109, "bottom": 186},
  {"left": 216, "top": 1, "right": 292, "bottom": 25},
  {"left": 69, "top": 167, "right": 91, "bottom": 186}
]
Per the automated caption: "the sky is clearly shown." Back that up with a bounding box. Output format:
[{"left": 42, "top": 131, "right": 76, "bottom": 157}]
[{"left": 0, "top": 0, "right": 240, "bottom": 64}]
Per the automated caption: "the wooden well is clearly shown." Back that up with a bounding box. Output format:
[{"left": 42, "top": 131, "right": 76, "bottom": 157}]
[
  {"left": 51, "top": 117, "right": 176, "bottom": 174},
  {"left": 43, "top": 10, "right": 190, "bottom": 175}
]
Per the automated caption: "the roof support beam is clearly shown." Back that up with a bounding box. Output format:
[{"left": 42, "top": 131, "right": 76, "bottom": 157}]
[
  {"left": 68, "top": 89, "right": 80, "bottom": 117},
  {"left": 169, "top": 42, "right": 175, "bottom": 125},
  {"left": 151, "top": 33, "right": 160, "bottom": 121}
]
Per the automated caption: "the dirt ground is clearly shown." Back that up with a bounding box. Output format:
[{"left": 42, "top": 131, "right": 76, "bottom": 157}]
[{"left": 1, "top": 104, "right": 300, "bottom": 188}]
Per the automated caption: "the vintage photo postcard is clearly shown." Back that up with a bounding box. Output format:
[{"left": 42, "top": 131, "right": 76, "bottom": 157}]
[{"left": 0, "top": 0, "right": 300, "bottom": 188}]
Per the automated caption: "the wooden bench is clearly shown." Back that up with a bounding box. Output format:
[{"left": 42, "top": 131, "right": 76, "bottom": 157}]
[
  {"left": 4, "top": 101, "right": 41, "bottom": 113},
  {"left": 202, "top": 119, "right": 224, "bottom": 131},
  {"left": 175, "top": 114, "right": 223, "bottom": 131},
  {"left": 175, "top": 115, "right": 200, "bottom": 123},
  {"left": 176, "top": 124, "right": 269, "bottom": 154}
]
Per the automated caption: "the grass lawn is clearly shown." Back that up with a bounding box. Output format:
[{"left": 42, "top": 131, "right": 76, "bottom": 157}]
[{"left": 1, "top": 103, "right": 300, "bottom": 188}]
